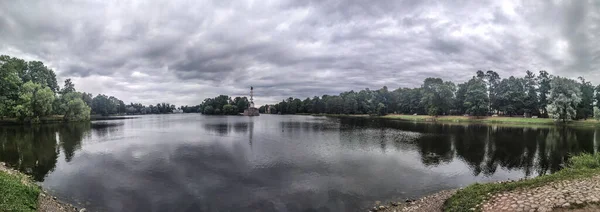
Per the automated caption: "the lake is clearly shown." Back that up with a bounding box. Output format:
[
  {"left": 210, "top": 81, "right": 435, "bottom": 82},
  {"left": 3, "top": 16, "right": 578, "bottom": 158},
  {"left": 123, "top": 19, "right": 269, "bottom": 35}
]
[{"left": 0, "top": 114, "right": 599, "bottom": 211}]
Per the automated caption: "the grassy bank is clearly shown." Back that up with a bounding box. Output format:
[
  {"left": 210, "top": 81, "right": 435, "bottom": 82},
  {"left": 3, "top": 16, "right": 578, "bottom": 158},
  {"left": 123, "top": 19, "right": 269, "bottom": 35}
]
[
  {"left": 0, "top": 169, "right": 40, "bottom": 211},
  {"left": 443, "top": 153, "right": 600, "bottom": 211},
  {"left": 309, "top": 113, "right": 600, "bottom": 126}
]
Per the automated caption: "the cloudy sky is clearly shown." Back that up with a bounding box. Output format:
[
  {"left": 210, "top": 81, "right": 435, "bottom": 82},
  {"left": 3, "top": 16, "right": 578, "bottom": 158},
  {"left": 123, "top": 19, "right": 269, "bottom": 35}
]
[{"left": 1, "top": 0, "right": 599, "bottom": 106}]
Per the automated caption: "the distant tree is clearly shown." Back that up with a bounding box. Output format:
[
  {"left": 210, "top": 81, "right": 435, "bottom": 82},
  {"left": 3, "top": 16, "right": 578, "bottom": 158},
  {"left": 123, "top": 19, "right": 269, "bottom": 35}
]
[
  {"left": 594, "top": 107, "right": 600, "bottom": 121},
  {"left": 464, "top": 78, "right": 489, "bottom": 117},
  {"left": 61, "top": 92, "right": 91, "bottom": 122},
  {"left": 420, "top": 78, "right": 456, "bottom": 116},
  {"left": 222, "top": 104, "right": 238, "bottom": 115},
  {"left": 523, "top": 71, "right": 539, "bottom": 116},
  {"left": 203, "top": 106, "right": 215, "bottom": 114},
  {"left": 496, "top": 76, "right": 525, "bottom": 116},
  {"left": 547, "top": 77, "right": 582, "bottom": 123},
  {"left": 576, "top": 77, "right": 594, "bottom": 120},
  {"left": 454, "top": 82, "right": 468, "bottom": 115},
  {"left": 13, "top": 81, "right": 55, "bottom": 122},
  {"left": 92, "top": 94, "right": 113, "bottom": 116},
  {"left": 60, "top": 79, "right": 76, "bottom": 94},
  {"left": 537, "top": 70, "right": 552, "bottom": 117}
]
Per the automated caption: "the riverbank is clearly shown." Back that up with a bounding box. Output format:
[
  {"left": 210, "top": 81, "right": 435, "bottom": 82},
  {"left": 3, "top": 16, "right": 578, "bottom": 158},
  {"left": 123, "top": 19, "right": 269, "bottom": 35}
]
[
  {"left": 372, "top": 153, "right": 600, "bottom": 212},
  {"left": 0, "top": 163, "right": 81, "bottom": 212},
  {"left": 0, "top": 115, "right": 137, "bottom": 125},
  {"left": 311, "top": 114, "right": 600, "bottom": 127}
]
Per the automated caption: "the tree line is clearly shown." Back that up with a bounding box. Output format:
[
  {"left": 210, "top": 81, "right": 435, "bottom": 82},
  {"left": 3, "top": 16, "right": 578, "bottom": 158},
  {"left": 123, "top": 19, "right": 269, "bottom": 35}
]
[
  {"left": 262, "top": 70, "right": 600, "bottom": 122},
  {"left": 0, "top": 55, "right": 191, "bottom": 122},
  {"left": 198, "top": 95, "right": 250, "bottom": 115}
]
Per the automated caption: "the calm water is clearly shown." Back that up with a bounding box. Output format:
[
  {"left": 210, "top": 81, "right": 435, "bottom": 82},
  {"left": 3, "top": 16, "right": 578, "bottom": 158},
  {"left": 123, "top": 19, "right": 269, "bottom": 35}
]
[{"left": 1, "top": 114, "right": 599, "bottom": 211}]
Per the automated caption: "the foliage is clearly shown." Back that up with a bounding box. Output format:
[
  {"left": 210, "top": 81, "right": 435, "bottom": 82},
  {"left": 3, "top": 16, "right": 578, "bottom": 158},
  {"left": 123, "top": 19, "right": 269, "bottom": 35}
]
[
  {"left": 60, "top": 92, "right": 91, "bottom": 122},
  {"left": 576, "top": 77, "right": 594, "bottom": 120},
  {"left": 594, "top": 107, "right": 600, "bottom": 121},
  {"left": 547, "top": 77, "right": 582, "bottom": 123},
  {"left": 537, "top": 71, "right": 551, "bottom": 117},
  {"left": 420, "top": 78, "right": 456, "bottom": 116},
  {"left": 0, "top": 171, "right": 40, "bottom": 211},
  {"left": 444, "top": 153, "right": 600, "bottom": 212},
  {"left": 199, "top": 95, "right": 247, "bottom": 115},
  {"left": 464, "top": 78, "right": 489, "bottom": 116},
  {"left": 13, "top": 81, "right": 55, "bottom": 122}
]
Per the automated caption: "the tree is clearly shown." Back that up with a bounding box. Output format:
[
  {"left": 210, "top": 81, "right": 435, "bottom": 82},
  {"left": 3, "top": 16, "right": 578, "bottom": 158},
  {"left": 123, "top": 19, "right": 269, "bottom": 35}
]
[
  {"left": 22, "top": 61, "right": 59, "bottom": 93},
  {"left": 203, "top": 106, "right": 215, "bottom": 114},
  {"left": 464, "top": 78, "right": 489, "bottom": 117},
  {"left": 0, "top": 56, "right": 24, "bottom": 118},
  {"left": 496, "top": 76, "right": 526, "bottom": 116},
  {"left": 420, "top": 78, "right": 455, "bottom": 116},
  {"left": 523, "top": 71, "right": 539, "bottom": 117},
  {"left": 576, "top": 77, "right": 594, "bottom": 120},
  {"left": 91, "top": 94, "right": 113, "bottom": 116},
  {"left": 594, "top": 107, "right": 600, "bottom": 121},
  {"left": 537, "top": 70, "right": 551, "bottom": 117},
  {"left": 60, "top": 79, "right": 75, "bottom": 94},
  {"left": 546, "top": 77, "right": 582, "bottom": 123},
  {"left": 454, "top": 82, "right": 468, "bottom": 115},
  {"left": 222, "top": 104, "right": 238, "bottom": 115},
  {"left": 61, "top": 92, "right": 91, "bottom": 122},
  {"left": 13, "top": 81, "right": 55, "bottom": 122}
]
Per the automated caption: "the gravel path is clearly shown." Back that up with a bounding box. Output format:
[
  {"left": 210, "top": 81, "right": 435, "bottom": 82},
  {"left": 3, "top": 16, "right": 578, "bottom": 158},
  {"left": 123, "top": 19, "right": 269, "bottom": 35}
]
[
  {"left": 482, "top": 175, "right": 600, "bottom": 212},
  {"left": 374, "top": 190, "right": 457, "bottom": 212}
]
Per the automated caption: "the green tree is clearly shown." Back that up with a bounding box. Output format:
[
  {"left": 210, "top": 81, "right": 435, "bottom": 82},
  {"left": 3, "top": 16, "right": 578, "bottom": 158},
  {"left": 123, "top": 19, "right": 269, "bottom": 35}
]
[
  {"left": 22, "top": 61, "right": 59, "bottom": 93},
  {"left": 464, "top": 78, "right": 489, "bottom": 117},
  {"left": 222, "top": 104, "right": 238, "bottom": 115},
  {"left": 537, "top": 70, "right": 551, "bottom": 117},
  {"left": 203, "top": 105, "right": 214, "bottom": 114},
  {"left": 496, "top": 76, "right": 526, "bottom": 116},
  {"left": 13, "top": 81, "right": 55, "bottom": 122},
  {"left": 91, "top": 94, "right": 113, "bottom": 116},
  {"left": 420, "top": 78, "right": 456, "bottom": 116},
  {"left": 576, "top": 77, "right": 594, "bottom": 120},
  {"left": 523, "top": 71, "right": 539, "bottom": 116},
  {"left": 61, "top": 92, "right": 91, "bottom": 122},
  {"left": 547, "top": 77, "right": 582, "bottom": 123},
  {"left": 0, "top": 56, "right": 24, "bottom": 118}
]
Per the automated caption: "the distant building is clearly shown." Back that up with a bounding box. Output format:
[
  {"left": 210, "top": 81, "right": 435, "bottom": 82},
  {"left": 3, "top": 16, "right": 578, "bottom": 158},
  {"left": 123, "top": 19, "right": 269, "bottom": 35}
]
[
  {"left": 243, "top": 86, "right": 260, "bottom": 116},
  {"left": 172, "top": 109, "right": 183, "bottom": 113}
]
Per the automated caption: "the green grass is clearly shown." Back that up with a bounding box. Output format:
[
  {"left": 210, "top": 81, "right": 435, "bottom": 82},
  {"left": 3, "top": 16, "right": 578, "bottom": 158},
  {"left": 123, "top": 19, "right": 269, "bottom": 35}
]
[
  {"left": 443, "top": 153, "right": 600, "bottom": 212},
  {"left": 0, "top": 171, "right": 40, "bottom": 211},
  {"left": 377, "top": 114, "right": 600, "bottom": 126}
]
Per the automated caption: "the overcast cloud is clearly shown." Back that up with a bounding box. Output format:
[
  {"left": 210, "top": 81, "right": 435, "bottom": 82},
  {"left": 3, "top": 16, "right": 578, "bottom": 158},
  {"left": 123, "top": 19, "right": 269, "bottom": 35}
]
[{"left": 1, "top": 0, "right": 599, "bottom": 106}]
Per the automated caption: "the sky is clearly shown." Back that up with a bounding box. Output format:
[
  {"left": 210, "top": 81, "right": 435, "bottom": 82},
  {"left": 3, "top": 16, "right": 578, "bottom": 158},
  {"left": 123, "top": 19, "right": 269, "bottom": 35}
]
[{"left": 1, "top": 0, "right": 599, "bottom": 106}]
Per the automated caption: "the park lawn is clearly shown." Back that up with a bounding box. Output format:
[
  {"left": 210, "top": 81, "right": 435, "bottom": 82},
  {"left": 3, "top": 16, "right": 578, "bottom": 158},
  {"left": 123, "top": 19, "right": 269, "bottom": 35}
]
[
  {"left": 0, "top": 171, "right": 40, "bottom": 212},
  {"left": 380, "top": 114, "right": 600, "bottom": 126},
  {"left": 443, "top": 153, "right": 600, "bottom": 212}
]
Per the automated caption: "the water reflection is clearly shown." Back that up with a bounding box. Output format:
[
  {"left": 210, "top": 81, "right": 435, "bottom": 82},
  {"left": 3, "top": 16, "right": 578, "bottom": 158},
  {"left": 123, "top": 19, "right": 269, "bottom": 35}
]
[
  {"left": 0, "top": 123, "right": 90, "bottom": 181},
  {"left": 338, "top": 118, "right": 597, "bottom": 177},
  {"left": 0, "top": 115, "right": 599, "bottom": 211}
]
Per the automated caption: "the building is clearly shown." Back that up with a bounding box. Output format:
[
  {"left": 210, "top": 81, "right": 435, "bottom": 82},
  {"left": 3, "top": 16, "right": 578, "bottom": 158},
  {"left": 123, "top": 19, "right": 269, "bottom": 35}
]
[{"left": 243, "top": 86, "right": 260, "bottom": 116}]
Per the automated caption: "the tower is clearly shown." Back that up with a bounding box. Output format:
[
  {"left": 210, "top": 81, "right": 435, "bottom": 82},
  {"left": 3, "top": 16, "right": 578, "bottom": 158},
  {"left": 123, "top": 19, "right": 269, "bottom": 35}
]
[
  {"left": 250, "top": 86, "right": 255, "bottom": 108},
  {"left": 243, "top": 86, "right": 260, "bottom": 116}
]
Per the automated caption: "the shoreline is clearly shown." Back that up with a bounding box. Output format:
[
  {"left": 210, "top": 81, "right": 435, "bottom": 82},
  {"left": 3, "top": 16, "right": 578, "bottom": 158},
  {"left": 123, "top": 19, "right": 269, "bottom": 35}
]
[
  {"left": 0, "top": 115, "right": 137, "bottom": 126},
  {"left": 307, "top": 114, "right": 600, "bottom": 127},
  {"left": 0, "top": 162, "right": 83, "bottom": 212},
  {"left": 371, "top": 153, "right": 600, "bottom": 212}
]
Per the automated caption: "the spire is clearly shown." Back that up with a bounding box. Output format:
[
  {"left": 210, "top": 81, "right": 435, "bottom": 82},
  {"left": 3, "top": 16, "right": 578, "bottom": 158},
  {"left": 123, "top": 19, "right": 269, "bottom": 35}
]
[{"left": 249, "top": 86, "right": 255, "bottom": 108}]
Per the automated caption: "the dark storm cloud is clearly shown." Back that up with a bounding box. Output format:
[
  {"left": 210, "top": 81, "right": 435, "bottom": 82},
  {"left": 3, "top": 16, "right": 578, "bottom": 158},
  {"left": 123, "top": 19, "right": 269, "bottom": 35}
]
[{"left": 1, "top": 0, "right": 599, "bottom": 106}]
